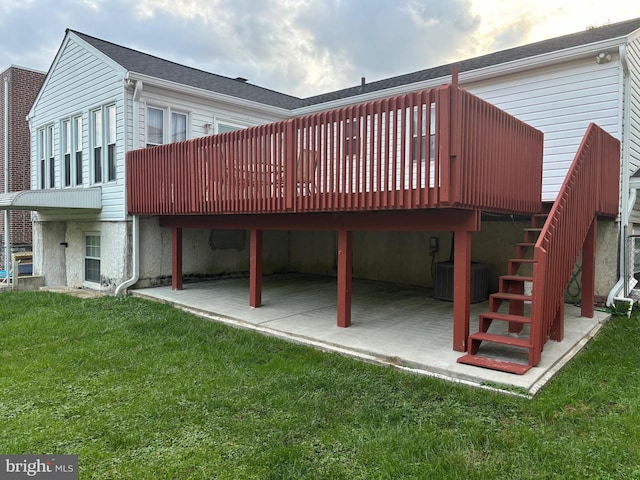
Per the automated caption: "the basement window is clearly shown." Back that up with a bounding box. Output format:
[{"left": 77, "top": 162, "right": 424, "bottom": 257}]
[{"left": 84, "top": 233, "right": 101, "bottom": 284}]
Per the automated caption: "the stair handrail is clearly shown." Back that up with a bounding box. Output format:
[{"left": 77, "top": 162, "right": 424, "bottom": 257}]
[{"left": 529, "top": 123, "right": 620, "bottom": 364}]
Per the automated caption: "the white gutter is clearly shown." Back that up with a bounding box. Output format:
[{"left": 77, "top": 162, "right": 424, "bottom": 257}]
[
  {"left": 116, "top": 73, "right": 140, "bottom": 295},
  {"left": 114, "top": 214, "right": 139, "bottom": 295},
  {"left": 126, "top": 72, "right": 292, "bottom": 120},
  {"left": 4, "top": 75, "right": 10, "bottom": 276},
  {"left": 294, "top": 37, "right": 630, "bottom": 115},
  {"left": 607, "top": 44, "right": 634, "bottom": 309}
]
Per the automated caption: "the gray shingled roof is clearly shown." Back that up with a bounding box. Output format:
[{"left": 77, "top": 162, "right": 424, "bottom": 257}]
[
  {"left": 71, "top": 16, "right": 640, "bottom": 111},
  {"left": 71, "top": 30, "right": 304, "bottom": 110}
]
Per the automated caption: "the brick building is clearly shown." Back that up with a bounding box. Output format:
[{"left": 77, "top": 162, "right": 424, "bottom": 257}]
[{"left": 0, "top": 66, "right": 45, "bottom": 270}]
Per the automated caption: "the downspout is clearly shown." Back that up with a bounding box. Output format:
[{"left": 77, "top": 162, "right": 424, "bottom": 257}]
[
  {"left": 4, "top": 75, "right": 10, "bottom": 278},
  {"left": 115, "top": 214, "right": 139, "bottom": 295},
  {"left": 115, "top": 73, "right": 140, "bottom": 295},
  {"left": 607, "top": 44, "right": 634, "bottom": 309}
]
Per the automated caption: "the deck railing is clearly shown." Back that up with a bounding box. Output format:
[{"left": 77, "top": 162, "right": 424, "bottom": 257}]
[
  {"left": 127, "top": 83, "right": 543, "bottom": 216},
  {"left": 530, "top": 123, "right": 620, "bottom": 364}
]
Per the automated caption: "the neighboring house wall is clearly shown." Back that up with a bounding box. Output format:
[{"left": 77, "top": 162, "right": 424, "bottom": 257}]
[{"left": 0, "top": 66, "right": 45, "bottom": 268}]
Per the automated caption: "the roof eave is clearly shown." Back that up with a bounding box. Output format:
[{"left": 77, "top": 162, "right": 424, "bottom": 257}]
[
  {"left": 293, "top": 35, "right": 632, "bottom": 116},
  {"left": 126, "top": 72, "right": 294, "bottom": 118}
]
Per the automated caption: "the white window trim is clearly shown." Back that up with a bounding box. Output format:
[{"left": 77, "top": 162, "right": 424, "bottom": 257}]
[
  {"left": 84, "top": 232, "right": 101, "bottom": 286},
  {"left": 90, "top": 103, "right": 117, "bottom": 185},
  {"left": 215, "top": 119, "right": 247, "bottom": 134},
  {"left": 146, "top": 104, "right": 190, "bottom": 147},
  {"left": 61, "top": 114, "right": 84, "bottom": 188}
]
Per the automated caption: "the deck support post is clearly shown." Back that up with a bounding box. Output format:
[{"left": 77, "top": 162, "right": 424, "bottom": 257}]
[
  {"left": 250, "top": 229, "right": 263, "bottom": 308},
  {"left": 337, "top": 230, "right": 353, "bottom": 327},
  {"left": 580, "top": 218, "right": 597, "bottom": 319},
  {"left": 453, "top": 229, "right": 471, "bottom": 351},
  {"left": 172, "top": 227, "right": 183, "bottom": 290}
]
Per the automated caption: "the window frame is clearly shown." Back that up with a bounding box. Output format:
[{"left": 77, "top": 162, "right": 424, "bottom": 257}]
[
  {"left": 91, "top": 108, "right": 103, "bottom": 184},
  {"left": 62, "top": 119, "right": 72, "bottom": 187},
  {"left": 47, "top": 124, "right": 55, "bottom": 188},
  {"left": 146, "top": 105, "right": 190, "bottom": 147},
  {"left": 84, "top": 232, "right": 101, "bottom": 285},
  {"left": 37, "top": 127, "right": 46, "bottom": 190},
  {"left": 74, "top": 115, "right": 83, "bottom": 186}
]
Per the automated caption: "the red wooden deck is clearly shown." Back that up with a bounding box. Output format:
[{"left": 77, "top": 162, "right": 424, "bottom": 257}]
[{"left": 126, "top": 76, "right": 553, "bottom": 362}]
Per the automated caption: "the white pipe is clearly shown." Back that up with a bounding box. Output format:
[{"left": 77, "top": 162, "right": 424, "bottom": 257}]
[
  {"left": 607, "top": 44, "right": 633, "bottom": 307},
  {"left": 115, "top": 78, "right": 140, "bottom": 295},
  {"left": 115, "top": 215, "right": 139, "bottom": 295},
  {"left": 4, "top": 75, "right": 10, "bottom": 277}
]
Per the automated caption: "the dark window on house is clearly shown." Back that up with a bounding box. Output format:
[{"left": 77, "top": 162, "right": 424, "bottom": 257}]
[
  {"left": 74, "top": 115, "right": 83, "bottom": 185},
  {"left": 63, "top": 120, "right": 71, "bottom": 187},
  {"left": 106, "top": 104, "right": 116, "bottom": 181},
  {"left": 47, "top": 125, "right": 55, "bottom": 188},
  {"left": 84, "top": 233, "right": 101, "bottom": 284},
  {"left": 92, "top": 109, "right": 102, "bottom": 183},
  {"left": 38, "top": 128, "right": 46, "bottom": 189}
]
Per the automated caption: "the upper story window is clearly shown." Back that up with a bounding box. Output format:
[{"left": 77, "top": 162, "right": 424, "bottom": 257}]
[
  {"left": 91, "top": 104, "right": 117, "bottom": 184},
  {"left": 106, "top": 105, "right": 116, "bottom": 182},
  {"left": 37, "top": 128, "right": 46, "bottom": 190},
  {"left": 345, "top": 119, "right": 358, "bottom": 156},
  {"left": 217, "top": 122, "right": 244, "bottom": 134},
  {"left": 37, "top": 125, "right": 55, "bottom": 189},
  {"left": 63, "top": 115, "right": 84, "bottom": 187},
  {"left": 74, "top": 116, "right": 83, "bottom": 185},
  {"left": 47, "top": 125, "right": 55, "bottom": 188},
  {"left": 146, "top": 106, "right": 188, "bottom": 147},
  {"left": 62, "top": 120, "right": 72, "bottom": 187},
  {"left": 412, "top": 104, "right": 436, "bottom": 162},
  {"left": 91, "top": 109, "right": 102, "bottom": 184}
]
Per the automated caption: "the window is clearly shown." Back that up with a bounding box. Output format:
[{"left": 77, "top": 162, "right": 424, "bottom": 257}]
[
  {"left": 91, "top": 109, "right": 102, "bottom": 183},
  {"left": 62, "top": 120, "right": 71, "bottom": 187},
  {"left": 412, "top": 105, "right": 436, "bottom": 162},
  {"left": 106, "top": 104, "right": 116, "bottom": 181},
  {"left": 47, "top": 125, "right": 55, "bottom": 188},
  {"left": 90, "top": 104, "right": 116, "bottom": 184},
  {"left": 146, "top": 107, "right": 163, "bottom": 147},
  {"left": 74, "top": 116, "right": 83, "bottom": 185},
  {"left": 38, "top": 128, "right": 46, "bottom": 189},
  {"left": 217, "top": 122, "right": 243, "bottom": 134},
  {"left": 171, "top": 112, "right": 187, "bottom": 142},
  {"left": 85, "top": 234, "right": 101, "bottom": 284},
  {"left": 345, "top": 119, "right": 357, "bottom": 156},
  {"left": 147, "top": 107, "right": 189, "bottom": 147}
]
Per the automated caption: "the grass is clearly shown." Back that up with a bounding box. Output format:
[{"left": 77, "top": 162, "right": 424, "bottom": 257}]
[{"left": 0, "top": 291, "right": 639, "bottom": 479}]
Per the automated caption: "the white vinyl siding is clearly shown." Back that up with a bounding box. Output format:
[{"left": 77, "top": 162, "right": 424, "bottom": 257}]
[
  {"left": 30, "top": 37, "right": 126, "bottom": 221},
  {"left": 464, "top": 56, "right": 622, "bottom": 201}
]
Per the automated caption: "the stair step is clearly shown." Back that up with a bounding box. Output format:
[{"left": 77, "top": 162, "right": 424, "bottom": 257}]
[
  {"left": 523, "top": 228, "right": 543, "bottom": 233},
  {"left": 469, "top": 332, "right": 532, "bottom": 348},
  {"left": 479, "top": 312, "right": 531, "bottom": 324},
  {"left": 517, "top": 242, "right": 535, "bottom": 247},
  {"left": 509, "top": 258, "right": 535, "bottom": 264},
  {"left": 500, "top": 275, "right": 534, "bottom": 283},
  {"left": 490, "top": 292, "right": 532, "bottom": 302},
  {"left": 457, "top": 354, "right": 532, "bottom": 375}
]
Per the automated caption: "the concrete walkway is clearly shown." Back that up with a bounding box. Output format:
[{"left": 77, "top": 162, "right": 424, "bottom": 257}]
[{"left": 131, "top": 274, "right": 609, "bottom": 396}]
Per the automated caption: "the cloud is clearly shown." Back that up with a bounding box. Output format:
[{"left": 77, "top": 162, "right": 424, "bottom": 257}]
[{"left": 3, "top": 0, "right": 635, "bottom": 98}]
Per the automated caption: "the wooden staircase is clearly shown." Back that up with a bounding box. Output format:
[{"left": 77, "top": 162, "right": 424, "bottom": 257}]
[{"left": 457, "top": 214, "right": 547, "bottom": 374}]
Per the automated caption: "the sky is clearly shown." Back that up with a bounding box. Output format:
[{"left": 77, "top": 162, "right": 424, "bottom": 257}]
[{"left": 1, "top": 0, "right": 639, "bottom": 98}]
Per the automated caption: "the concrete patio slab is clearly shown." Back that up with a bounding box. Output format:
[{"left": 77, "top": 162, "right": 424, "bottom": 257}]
[{"left": 131, "top": 274, "right": 609, "bottom": 396}]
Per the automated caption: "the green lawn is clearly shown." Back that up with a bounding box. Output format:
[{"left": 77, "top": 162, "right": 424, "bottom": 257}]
[{"left": 0, "top": 291, "right": 638, "bottom": 479}]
